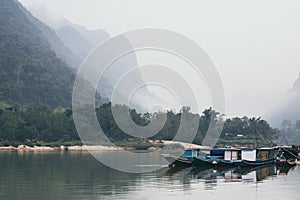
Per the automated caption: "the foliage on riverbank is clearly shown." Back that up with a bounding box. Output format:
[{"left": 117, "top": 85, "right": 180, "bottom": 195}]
[{"left": 0, "top": 103, "right": 281, "bottom": 149}]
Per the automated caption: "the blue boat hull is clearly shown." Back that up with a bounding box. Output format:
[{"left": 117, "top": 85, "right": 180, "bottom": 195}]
[
  {"left": 162, "top": 155, "right": 193, "bottom": 167},
  {"left": 219, "top": 160, "right": 243, "bottom": 167},
  {"left": 192, "top": 157, "right": 220, "bottom": 167},
  {"left": 241, "top": 159, "right": 276, "bottom": 167},
  {"left": 193, "top": 157, "right": 276, "bottom": 168}
]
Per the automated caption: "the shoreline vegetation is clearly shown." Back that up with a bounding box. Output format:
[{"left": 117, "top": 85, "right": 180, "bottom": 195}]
[
  {"left": 0, "top": 140, "right": 204, "bottom": 152},
  {"left": 0, "top": 103, "right": 281, "bottom": 152}
]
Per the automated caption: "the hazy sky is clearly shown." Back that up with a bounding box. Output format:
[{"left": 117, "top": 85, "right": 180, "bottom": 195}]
[{"left": 19, "top": 0, "right": 300, "bottom": 118}]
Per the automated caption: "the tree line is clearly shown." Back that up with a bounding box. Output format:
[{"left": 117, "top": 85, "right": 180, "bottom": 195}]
[{"left": 0, "top": 103, "right": 280, "bottom": 148}]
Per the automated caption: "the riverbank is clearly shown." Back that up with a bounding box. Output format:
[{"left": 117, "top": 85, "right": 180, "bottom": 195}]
[
  {"left": 0, "top": 140, "right": 209, "bottom": 152},
  {"left": 0, "top": 145, "right": 125, "bottom": 152},
  {"left": 154, "top": 140, "right": 210, "bottom": 149}
]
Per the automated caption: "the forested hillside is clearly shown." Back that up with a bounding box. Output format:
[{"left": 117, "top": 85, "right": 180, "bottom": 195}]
[
  {"left": 0, "top": 0, "right": 282, "bottom": 148},
  {"left": 14, "top": 0, "right": 80, "bottom": 69},
  {"left": 0, "top": 0, "right": 74, "bottom": 107}
]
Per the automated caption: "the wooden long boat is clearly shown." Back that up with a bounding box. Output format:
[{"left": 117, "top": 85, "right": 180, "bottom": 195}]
[
  {"left": 163, "top": 148, "right": 211, "bottom": 168},
  {"left": 219, "top": 159, "right": 243, "bottom": 167},
  {"left": 276, "top": 158, "right": 297, "bottom": 168},
  {"left": 192, "top": 148, "right": 243, "bottom": 167},
  {"left": 278, "top": 146, "right": 299, "bottom": 160},
  {"left": 242, "top": 159, "right": 276, "bottom": 166},
  {"left": 192, "top": 156, "right": 219, "bottom": 167},
  {"left": 162, "top": 154, "right": 193, "bottom": 167},
  {"left": 164, "top": 147, "right": 280, "bottom": 168},
  {"left": 241, "top": 147, "right": 279, "bottom": 167},
  {"left": 192, "top": 147, "right": 279, "bottom": 168}
]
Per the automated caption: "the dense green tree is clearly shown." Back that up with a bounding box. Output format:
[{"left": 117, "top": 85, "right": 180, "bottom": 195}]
[
  {"left": 0, "top": 0, "right": 75, "bottom": 107},
  {"left": 0, "top": 102, "right": 281, "bottom": 147}
]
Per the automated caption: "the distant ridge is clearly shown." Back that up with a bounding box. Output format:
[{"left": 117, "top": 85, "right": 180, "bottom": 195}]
[
  {"left": 292, "top": 72, "right": 300, "bottom": 91},
  {"left": 268, "top": 71, "right": 300, "bottom": 126}
]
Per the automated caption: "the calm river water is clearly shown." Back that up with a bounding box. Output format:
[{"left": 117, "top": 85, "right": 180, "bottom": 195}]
[{"left": 0, "top": 151, "right": 299, "bottom": 200}]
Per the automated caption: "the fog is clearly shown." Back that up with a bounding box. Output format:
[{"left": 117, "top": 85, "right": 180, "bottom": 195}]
[
  {"left": 19, "top": 0, "right": 300, "bottom": 119},
  {"left": 265, "top": 73, "right": 300, "bottom": 127}
]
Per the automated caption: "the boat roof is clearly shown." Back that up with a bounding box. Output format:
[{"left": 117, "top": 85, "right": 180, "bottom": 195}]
[
  {"left": 223, "top": 148, "right": 241, "bottom": 151},
  {"left": 184, "top": 148, "right": 210, "bottom": 151},
  {"left": 257, "top": 147, "right": 277, "bottom": 150},
  {"left": 239, "top": 147, "right": 277, "bottom": 150}
]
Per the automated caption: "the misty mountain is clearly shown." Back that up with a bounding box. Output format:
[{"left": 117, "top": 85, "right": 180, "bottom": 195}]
[
  {"left": 33, "top": 15, "right": 110, "bottom": 66},
  {"left": 57, "top": 19, "right": 110, "bottom": 47},
  {"left": 55, "top": 23, "right": 110, "bottom": 62},
  {"left": 0, "top": 0, "right": 75, "bottom": 107},
  {"left": 48, "top": 19, "right": 157, "bottom": 109},
  {"left": 268, "top": 72, "right": 300, "bottom": 127},
  {"left": 292, "top": 72, "right": 300, "bottom": 90},
  {"left": 56, "top": 26, "right": 93, "bottom": 61},
  {"left": 53, "top": 22, "right": 115, "bottom": 99},
  {"left": 14, "top": 0, "right": 80, "bottom": 69},
  {"left": 14, "top": 5, "right": 109, "bottom": 66},
  {"left": 13, "top": 1, "right": 168, "bottom": 112}
]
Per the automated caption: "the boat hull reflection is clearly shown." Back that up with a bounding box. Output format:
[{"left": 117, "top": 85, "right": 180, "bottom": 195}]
[{"left": 164, "top": 163, "right": 296, "bottom": 184}]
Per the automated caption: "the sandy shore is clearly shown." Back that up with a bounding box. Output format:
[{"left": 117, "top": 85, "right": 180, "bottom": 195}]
[
  {"left": 0, "top": 140, "right": 209, "bottom": 152},
  {"left": 150, "top": 140, "right": 210, "bottom": 150},
  {"left": 0, "top": 145, "right": 124, "bottom": 152}
]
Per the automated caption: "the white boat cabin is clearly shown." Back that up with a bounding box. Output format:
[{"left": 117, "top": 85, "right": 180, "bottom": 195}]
[
  {"left": 241, "top": 148, "right": 278, "bottom": 162},
  {"left": 241, "top": 149, "right": 257, "bottom": 161},
  {"left": 224, "top": 149, "right": 241, "bottom": 161}
]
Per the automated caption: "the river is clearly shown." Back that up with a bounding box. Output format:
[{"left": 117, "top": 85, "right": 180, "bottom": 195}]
[{"left": 0, "top": 151, "right": 299, "bottom": 200}]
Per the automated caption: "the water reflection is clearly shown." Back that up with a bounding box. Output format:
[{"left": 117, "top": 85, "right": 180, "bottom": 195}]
[
  {"left": 164, "top": 163, "right": 296, "bottom": 190},
  {"left": 0, "top": 152, "right": 143, "bottom": 200},
  {"left": 0, "top": 152, "right": 298, "bottom": 200}
]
